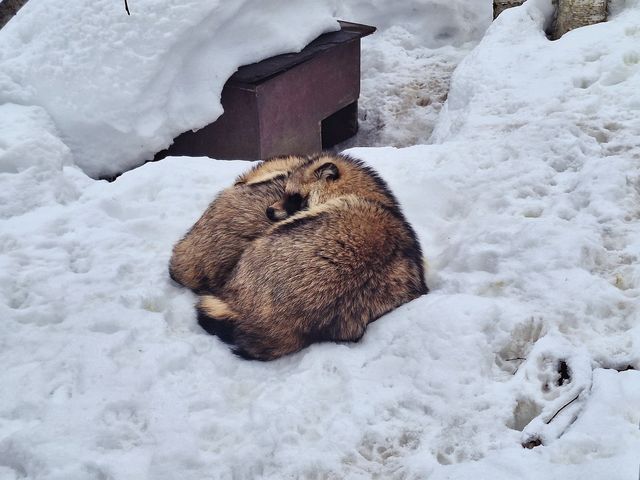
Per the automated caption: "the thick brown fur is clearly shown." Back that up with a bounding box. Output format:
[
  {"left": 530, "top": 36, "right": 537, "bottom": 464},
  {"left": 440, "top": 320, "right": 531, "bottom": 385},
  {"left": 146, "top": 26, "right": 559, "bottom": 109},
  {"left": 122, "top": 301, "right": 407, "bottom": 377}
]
[
  {"left": 169, "top": 155, "right": 310, "bottom": 293},
  {"left": 197, "top": 153, "right": 428, "bottom": 360}
]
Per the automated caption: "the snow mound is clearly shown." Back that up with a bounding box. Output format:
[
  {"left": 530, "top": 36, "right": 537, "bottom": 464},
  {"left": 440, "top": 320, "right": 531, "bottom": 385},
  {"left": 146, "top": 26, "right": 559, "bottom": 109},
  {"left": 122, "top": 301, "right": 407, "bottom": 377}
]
[
  {"left": 0, "top": 103, "right": 85, "bottom": 219},
  {"left": 0, "top": 0, "right": 338, "bottom": 177},
  {"left": 0, "top": 103, "right": 71, "bottom": 174}
]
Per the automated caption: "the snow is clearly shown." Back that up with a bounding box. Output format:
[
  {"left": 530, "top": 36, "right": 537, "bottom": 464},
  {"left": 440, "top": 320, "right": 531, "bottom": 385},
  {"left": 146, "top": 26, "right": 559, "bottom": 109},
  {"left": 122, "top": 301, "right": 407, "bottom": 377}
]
[
  {"left": 336, "top": 0, "right": 490, "bottom": 48},
  {"left": 1, "top": 0, "right": 640, "bottom": 478},
  {"left": 338, "top": 2, "right": 492, "bottom": 149},
  {"left": 0, "top": 0, "right": 338, "bottom": 177},
  {"left": 340, "top": 30, "right": 473, "bottom": 149},
  {"left": 0, "top": 0, "right": 492, "bottom": 176}
]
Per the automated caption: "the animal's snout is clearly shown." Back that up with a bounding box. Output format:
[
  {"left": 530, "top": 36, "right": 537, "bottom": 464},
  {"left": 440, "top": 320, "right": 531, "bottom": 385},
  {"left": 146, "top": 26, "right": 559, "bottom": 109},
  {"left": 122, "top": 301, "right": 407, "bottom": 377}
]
[
  {"left": 266, "top": 204, "right": 288, "bottom": 222},
  {"left": 267, "top": 193, "right": 307, "bottom": 222},
  {"left": 266, "top": 206, "right": 277, "bottom": 221}
]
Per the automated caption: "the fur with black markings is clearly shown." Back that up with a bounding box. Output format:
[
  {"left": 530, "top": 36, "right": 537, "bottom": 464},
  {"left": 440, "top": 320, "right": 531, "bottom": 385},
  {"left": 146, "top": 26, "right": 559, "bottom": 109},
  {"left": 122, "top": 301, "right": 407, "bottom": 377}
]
[
  {"left": 169, "top": 155, "right": 310, "bottom": 293},
  {"left": 197, "top": 154, "right": 428, "bottom": 360}
]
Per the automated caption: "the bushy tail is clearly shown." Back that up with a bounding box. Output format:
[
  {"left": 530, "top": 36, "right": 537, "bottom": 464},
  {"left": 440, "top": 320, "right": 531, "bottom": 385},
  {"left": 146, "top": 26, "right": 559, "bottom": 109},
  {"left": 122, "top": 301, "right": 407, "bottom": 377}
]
[
  {"left": 196, "top": 295, "right": 240, "bottom": 344},
  {"left": 196, "top": 296, "right": 288, "bottom": 361}
]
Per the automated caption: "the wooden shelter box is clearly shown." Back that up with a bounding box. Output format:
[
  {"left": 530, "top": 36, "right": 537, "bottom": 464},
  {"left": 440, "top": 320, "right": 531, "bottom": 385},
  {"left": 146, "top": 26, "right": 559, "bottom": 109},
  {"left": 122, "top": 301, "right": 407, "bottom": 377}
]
[{"left": 159, "top": 21, "right": 376, "bottom": 160}]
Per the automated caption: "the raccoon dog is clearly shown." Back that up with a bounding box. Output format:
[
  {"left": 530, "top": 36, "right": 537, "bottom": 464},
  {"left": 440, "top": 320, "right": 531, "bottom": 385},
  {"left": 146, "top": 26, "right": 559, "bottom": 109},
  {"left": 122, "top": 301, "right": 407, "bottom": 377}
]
[
  {"left": 197, "top": 153, "right": 428, "bottom": 360},
  {"left": 169, "top": 155, "right": 309, "bottom": 293}
]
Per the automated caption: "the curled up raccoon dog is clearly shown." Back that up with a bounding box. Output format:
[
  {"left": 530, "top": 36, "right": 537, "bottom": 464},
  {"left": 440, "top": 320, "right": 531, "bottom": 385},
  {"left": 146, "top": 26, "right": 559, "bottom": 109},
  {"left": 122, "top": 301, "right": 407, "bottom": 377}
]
[
  {"left": 197, "top": 154, "right": 428, "bottom": 361},
  {"left": 169, "top": 155, "right": 309, "bottom": 293}
]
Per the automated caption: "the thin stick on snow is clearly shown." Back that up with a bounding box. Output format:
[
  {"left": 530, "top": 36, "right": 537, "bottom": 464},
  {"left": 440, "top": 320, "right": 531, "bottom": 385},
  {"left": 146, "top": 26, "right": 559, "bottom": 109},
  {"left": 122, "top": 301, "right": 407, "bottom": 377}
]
[
  {"left": 546, "top": 393, "right": 580, "bottom": 425},
  {"left": 124, "top": 0, "right": 130, "bottom": 15}
]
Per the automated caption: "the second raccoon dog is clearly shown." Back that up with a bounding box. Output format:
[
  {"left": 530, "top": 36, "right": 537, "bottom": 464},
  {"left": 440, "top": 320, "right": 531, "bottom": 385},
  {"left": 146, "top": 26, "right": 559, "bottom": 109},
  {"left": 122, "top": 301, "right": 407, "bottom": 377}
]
[
  {"left": 197, "top": 154, "right": 428, "bottom": 360},
  {"left": 169, "top": 155, "right": 309, "bottom": 293}
]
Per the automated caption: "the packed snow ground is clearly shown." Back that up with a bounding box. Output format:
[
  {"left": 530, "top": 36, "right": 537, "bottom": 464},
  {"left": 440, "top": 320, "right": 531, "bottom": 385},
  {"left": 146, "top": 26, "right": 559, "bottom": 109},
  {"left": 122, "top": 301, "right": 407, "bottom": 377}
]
[
  {"left": 2, "top": 0, "right": 640, "bottom": 479},
  {"left": 339, "top": 29, "right": 474, "bottom": 149},
  {"left": 336, "top": 0, "right": 491, "bottom": 148}
]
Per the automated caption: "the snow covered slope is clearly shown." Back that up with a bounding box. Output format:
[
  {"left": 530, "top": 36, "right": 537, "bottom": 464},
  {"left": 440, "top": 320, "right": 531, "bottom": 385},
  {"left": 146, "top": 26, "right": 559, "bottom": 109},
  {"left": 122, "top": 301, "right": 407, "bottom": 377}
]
[
  {"left": 1, "top": 0, "right": 639, "bottom": 479},
  {"left": 0, "top": 0, "right": 338, "bottom": 177}
]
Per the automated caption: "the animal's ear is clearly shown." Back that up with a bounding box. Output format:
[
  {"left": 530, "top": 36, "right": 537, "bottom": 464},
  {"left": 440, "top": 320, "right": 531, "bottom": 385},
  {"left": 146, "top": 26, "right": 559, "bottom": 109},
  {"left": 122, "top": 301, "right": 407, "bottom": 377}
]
[{"left": 314, "top": 162, "right": 339, "bottom": 181}]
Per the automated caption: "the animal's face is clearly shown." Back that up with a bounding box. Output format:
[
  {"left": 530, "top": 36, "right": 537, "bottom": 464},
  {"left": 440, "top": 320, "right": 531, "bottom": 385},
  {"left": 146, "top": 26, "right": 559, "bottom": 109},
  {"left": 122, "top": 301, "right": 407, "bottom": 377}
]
[{"left": 266, "top": 162, "right": 339, "bottom": 221}]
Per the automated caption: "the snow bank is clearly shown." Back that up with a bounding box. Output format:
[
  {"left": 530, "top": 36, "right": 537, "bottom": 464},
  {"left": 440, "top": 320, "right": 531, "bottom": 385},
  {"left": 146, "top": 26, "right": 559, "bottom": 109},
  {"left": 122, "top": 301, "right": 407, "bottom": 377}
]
[
  {"left": 0, "top": 103, "right": 84, "bottom": 219},
  {"left": 0, "top": 0, "right": 338, "bottom": 177}
]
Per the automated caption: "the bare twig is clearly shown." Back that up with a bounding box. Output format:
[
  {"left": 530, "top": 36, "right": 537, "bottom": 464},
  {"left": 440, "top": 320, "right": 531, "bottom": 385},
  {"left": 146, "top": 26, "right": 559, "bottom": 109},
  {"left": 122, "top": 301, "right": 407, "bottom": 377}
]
[
  {"left": 546, "top": 393, "right": 580, "bottom": 425},
  {"left": 124, "top": 0, "right": 130, "bottom": 15},
  {"left": 502, "top": 357, "right": 526, "bottom": 375}
]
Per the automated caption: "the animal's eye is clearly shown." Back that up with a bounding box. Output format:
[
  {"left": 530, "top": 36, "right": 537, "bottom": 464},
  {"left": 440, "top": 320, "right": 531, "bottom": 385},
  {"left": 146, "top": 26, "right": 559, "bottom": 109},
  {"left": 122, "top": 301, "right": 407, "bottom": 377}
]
[{"left": 283, "top": 193, "right": 304, "bottom": 214}]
